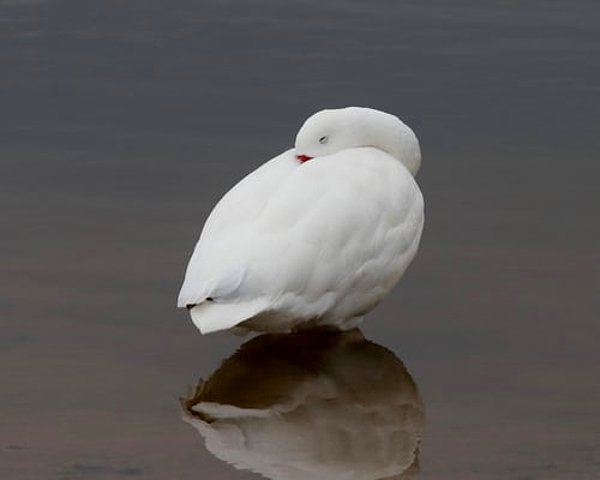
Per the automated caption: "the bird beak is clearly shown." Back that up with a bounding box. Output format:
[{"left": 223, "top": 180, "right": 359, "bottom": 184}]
[{"left": 296, "top": 154, "right": 313, "bottom": 163}]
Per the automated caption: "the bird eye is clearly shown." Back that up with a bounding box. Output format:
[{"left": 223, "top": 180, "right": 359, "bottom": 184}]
[{"left": 319, "top": 136, "right": 328, "bottom": 144}]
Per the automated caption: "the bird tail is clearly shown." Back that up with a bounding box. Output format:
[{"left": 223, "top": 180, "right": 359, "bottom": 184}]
[{"left": 188, "top": 298, "right": 270, "bottom": 334}]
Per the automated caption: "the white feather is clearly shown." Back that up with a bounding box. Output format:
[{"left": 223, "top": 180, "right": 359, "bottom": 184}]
[
  {"left": 189, "top": 298, "right": 271, "bottom": 334},
  {"left": 178, "top": 107, "right": 424, "bottom": 334}
]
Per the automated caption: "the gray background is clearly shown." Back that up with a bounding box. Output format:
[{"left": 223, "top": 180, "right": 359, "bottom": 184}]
[{"left": 1, "top": 1, "right": 599, "bottom": 479}]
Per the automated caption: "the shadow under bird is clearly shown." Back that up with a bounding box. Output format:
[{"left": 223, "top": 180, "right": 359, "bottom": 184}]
[
  {"left": 178, "top": 107, "right": 424, "bottom": 334},
  {"left": 181, "top": 329, "right": 424, "bottom": 480}
]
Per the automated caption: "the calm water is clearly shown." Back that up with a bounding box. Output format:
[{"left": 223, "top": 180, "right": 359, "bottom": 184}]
[{"left": 1, "top": 1, "right": 599, "bottom": 479}]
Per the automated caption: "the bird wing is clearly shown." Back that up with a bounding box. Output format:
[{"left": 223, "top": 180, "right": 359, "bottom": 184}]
[{"left": 177, "top": 149, "right": 298, "bottom": 308}]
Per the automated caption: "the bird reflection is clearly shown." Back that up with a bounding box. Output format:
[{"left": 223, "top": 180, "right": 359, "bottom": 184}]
[{"left": 181, "top": 329, "right": 424, "bottom": 480}]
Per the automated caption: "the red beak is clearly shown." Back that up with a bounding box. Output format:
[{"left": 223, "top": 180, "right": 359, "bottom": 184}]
[{"left": 296, "top": 154, "right": 313, "bottom": 163}]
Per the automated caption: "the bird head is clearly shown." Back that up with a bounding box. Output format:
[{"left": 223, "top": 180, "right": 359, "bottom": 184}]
[{"left": 294, "top": 106, "right": 421, "bottom": 175}]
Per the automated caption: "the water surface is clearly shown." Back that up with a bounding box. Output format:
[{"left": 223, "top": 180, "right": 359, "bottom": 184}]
[{"left": 1, "top": 1, "right": 599, "bottom": 479}]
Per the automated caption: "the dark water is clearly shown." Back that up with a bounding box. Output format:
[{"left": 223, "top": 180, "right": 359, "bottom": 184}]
[{"left": 1, "top": 1, "right": 599, "bottom": 479}]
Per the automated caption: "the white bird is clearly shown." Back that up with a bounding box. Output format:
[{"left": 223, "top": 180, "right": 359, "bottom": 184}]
[{"left": 178, "top": 106, "right": 424, "bottom": 334}]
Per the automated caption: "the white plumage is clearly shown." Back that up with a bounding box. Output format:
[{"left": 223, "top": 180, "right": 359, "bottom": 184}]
[{"left": 178, "top": 107, "right": 424, "bottom": 334}]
